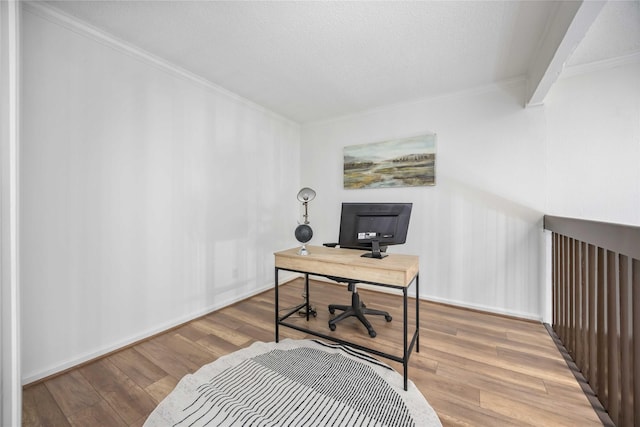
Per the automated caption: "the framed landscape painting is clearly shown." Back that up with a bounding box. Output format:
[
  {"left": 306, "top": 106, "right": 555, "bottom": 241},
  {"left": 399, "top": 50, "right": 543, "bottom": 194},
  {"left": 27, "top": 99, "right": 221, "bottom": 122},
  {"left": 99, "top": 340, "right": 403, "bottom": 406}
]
[{"left": 343, "top": 133, "right": 436, "bottom": 189}]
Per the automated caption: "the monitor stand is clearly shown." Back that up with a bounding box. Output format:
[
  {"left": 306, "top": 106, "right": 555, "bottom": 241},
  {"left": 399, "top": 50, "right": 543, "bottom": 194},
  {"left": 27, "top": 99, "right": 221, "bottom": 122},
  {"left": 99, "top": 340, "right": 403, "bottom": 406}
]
[{"left": 361, "top": 240, "right": 388, "bottom": 259}]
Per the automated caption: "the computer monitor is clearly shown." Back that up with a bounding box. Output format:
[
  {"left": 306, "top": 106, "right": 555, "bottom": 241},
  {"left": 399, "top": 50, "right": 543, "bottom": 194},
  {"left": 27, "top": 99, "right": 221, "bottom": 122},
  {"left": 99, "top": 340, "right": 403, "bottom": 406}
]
[{"left": 338, "top": 202, "right": 412, "bottom": 258}]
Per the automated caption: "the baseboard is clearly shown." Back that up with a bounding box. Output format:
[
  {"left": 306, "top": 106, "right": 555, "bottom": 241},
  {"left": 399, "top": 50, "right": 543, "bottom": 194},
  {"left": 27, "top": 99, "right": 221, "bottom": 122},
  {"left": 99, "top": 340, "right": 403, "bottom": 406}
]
[
  {"left": 422, "top": 295, "right": 542, "bottom": 322},
  {"left": 291, "top": 274, "right": 542, "bottom": 322},
  {"left": 23, "top": 274, "right": 539, "bottom": 384},
  {"left": 21, "top": 280, "right": 292, "bottom": 386}
]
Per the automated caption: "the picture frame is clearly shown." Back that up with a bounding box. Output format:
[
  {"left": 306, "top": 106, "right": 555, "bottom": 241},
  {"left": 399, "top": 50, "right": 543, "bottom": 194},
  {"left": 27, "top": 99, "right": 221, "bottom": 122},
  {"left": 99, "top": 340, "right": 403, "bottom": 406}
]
[{"left": 343, "top": 133, "right": 436, "bottom": 189}]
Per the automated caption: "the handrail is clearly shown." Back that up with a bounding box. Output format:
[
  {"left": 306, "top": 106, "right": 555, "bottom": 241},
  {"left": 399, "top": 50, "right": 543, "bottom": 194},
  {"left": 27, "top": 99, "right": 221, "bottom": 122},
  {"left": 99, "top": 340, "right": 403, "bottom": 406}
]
[
  {"left": 545, "top": 215, "right": 640, "bottom": 259},
  {"left": 544, "top": 215, "right": 639, "bottom": 427}
]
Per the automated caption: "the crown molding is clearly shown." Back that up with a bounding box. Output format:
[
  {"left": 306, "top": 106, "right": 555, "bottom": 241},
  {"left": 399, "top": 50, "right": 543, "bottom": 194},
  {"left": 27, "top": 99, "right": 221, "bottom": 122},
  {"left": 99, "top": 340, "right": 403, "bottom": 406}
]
[
  {"left": 560, "top": 52, "right": 640, "bottom": 79},
  {"left": 22, "top": 1, "right": 298, "bottom": 126},
  {"left": 305, "top": 76, "right": 528, "bottom": 127}
]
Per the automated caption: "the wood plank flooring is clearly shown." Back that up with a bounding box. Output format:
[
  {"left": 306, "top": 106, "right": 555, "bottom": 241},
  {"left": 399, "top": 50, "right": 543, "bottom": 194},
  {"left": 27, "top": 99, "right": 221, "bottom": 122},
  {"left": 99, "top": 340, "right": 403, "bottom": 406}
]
[{"left": 23, "top": 278, "right": 608, "bottom": 426}]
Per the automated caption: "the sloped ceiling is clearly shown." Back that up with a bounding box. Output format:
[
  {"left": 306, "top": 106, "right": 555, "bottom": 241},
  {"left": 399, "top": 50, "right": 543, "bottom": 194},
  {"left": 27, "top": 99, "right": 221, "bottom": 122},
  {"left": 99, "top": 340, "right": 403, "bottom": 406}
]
[{"left": 38, "top": 0, "right": 640, "bottom": 123}]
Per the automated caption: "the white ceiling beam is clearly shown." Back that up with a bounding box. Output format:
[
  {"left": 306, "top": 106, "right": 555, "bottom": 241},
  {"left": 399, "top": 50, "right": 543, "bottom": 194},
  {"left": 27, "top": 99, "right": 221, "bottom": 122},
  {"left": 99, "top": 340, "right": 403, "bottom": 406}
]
[{"left": 525, "top": 0, "right": 606, "bottom": 107}]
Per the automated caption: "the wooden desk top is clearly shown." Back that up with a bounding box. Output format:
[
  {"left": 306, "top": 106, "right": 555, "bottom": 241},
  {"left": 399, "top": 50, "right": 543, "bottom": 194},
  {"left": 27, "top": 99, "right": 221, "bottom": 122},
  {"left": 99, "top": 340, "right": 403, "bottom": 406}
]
[{"left": 274, "top": 245, "right": 419, "bottom": 287}]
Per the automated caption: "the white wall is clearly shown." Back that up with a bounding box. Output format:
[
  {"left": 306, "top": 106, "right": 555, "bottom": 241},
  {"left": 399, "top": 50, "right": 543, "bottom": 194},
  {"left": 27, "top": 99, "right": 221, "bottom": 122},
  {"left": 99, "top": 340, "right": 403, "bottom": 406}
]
[
  {"left": 19, "top": 1, "right": 640, "bottom": 384},
  {"left": 301, "top": 80, "right": 547, "bottom": 320},
  {"left": 545, "top": 62, "right": 640, "bottom": 225},
  {"left": 20, "top": 7, "right": 300, "bottom": 383},
  {"left": 300, "top": 60, "right": 640, "bottom": 322},
  {"left": 542, "top": 62, "right": 640, "bottom": 324}
]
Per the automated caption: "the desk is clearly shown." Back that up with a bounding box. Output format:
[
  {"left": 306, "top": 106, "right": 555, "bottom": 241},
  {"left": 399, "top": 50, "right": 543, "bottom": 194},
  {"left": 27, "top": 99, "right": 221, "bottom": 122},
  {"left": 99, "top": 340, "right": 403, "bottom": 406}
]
[{"left": 274, "top": 245, "right": 420, "bottom": 390}]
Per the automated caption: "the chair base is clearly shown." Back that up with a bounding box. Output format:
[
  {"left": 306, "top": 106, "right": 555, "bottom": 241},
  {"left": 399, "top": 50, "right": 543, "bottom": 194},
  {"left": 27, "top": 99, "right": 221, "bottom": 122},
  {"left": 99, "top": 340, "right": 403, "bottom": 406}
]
[{"left": 328, "top": 289, "right": 392, "bottom": 338}]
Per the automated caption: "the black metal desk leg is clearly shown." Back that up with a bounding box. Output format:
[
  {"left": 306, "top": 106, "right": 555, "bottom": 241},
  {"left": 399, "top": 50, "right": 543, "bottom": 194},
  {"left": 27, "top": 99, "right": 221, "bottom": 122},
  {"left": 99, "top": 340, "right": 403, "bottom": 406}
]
[
  {"left": 416, "top": 273, "right": 420, "bottom": 352},
  {"left": 305, "top": 273, "right": 310, "bottom": 321},
  {"left": 275, "top": 267, "right": 279, "bottom": 342},
  {"left": 403, "top": 286, "right": 408, "bottom": 391}
]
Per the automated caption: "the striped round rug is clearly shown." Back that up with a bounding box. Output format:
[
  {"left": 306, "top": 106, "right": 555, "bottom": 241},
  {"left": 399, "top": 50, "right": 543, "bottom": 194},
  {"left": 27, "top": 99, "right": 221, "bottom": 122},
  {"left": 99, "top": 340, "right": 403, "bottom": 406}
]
[{"left": 144, "top": 339, "right": 441, "bottom": 426}]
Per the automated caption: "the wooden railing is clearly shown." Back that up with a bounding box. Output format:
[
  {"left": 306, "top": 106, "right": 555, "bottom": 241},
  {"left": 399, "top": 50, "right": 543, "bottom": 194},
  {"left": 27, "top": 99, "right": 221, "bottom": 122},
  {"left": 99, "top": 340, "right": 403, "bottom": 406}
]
[{"left": 545, "top": 215, "right": 640, "bottom": 427}]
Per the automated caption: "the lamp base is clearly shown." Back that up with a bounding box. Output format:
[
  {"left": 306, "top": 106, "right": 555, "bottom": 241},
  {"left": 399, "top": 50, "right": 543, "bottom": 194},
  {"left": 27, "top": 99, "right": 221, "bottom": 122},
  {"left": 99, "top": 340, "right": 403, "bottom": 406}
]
[{"left": 298, "top": 245, "right": 309, "bottom": 256}]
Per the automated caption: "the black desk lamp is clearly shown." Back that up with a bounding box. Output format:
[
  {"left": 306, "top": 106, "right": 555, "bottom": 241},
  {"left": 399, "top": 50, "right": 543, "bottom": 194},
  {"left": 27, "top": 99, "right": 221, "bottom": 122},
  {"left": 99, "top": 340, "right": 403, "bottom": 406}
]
[{"left": 295, "top": 187, "right": 315, "bottom": 255}]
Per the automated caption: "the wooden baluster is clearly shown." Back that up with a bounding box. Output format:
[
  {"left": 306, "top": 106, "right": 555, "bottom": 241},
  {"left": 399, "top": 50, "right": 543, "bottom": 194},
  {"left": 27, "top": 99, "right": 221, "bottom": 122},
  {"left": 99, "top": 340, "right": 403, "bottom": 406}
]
[
  {"left": 569, "top": 238, "right": 576, "bottom": 355},
  {"left": 564, "top": 235, "right": 570, "bottom": 343},
  {"left": 573, "top": 240, "right": 585, "bottom": 368},
  {"left": 607, "top": 250, "right": 620, "bottom": 424},
  {"left": 619, "top": 254, "right": 632, "bottom": 426},
  {"left": 633, "top": 258, "right": 640, "bottom": 427},
  {"left": 597, "top": 246, "right": 607, "bottom": 407},
  {"left": 555, "top": 234, "right": 563, "bottom": 338},
  {"left": 587, "top": 244, "right": 597, "bottom": 388},
  {"left": 579, "top": 241, "right": 588, "bottom": 375},
  {"left": 551, "top": 233, "right": 560, "bottom": 333},
  {"left": 563, "top": 235, "right": 568, "bottom": 341}
]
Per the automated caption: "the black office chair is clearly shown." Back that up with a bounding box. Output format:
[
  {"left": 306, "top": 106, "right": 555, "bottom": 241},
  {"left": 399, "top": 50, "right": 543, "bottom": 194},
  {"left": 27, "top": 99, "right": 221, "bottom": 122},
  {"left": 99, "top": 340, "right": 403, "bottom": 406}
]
[{"left": 327, "top": 276, "right": 392, "bottom": 338}]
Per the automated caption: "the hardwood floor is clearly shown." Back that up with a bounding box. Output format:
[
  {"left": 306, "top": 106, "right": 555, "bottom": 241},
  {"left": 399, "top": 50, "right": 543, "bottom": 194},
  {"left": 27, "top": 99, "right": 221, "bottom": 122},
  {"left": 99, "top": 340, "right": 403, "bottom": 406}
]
[{"left": 23, "top": 278, "right": 608, "bottom": 426}]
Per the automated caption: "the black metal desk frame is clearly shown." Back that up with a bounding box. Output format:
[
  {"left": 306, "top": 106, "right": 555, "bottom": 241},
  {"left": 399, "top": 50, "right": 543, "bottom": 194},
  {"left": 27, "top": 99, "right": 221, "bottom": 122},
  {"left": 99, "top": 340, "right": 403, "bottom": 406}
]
[{"left": 274, "top": 267, "right": 419, "bottom": 391}]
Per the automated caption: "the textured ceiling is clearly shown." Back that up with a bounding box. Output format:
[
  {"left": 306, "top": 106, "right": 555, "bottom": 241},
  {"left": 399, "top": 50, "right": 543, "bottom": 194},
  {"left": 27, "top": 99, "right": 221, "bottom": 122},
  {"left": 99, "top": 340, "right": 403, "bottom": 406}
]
[{"left": 40, "top": 0, "right": 640, "bottom": 123}]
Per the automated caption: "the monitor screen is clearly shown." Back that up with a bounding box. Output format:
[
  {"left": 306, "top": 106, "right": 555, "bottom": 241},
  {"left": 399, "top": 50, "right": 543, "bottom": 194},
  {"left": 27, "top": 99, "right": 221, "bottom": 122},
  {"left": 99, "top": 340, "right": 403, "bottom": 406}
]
[{"left": 338, "top": 202, "right": 412, "bottom": 258}]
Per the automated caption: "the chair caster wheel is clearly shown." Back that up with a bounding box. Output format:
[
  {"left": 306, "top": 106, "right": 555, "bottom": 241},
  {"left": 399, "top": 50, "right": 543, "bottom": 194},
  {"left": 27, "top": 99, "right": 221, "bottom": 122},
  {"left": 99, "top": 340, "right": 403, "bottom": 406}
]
[
  {"left": 329, "top": 308, "right": 335, "bottom": 314},
  {"left": 329, "top": 323, "right": 336, "bottom": 331},
  {"left": 385, "top": 315, "right": 392, "bottom": 322},
  {"left": 368, "top": 330, "right": 377, "bottom": 338}
]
